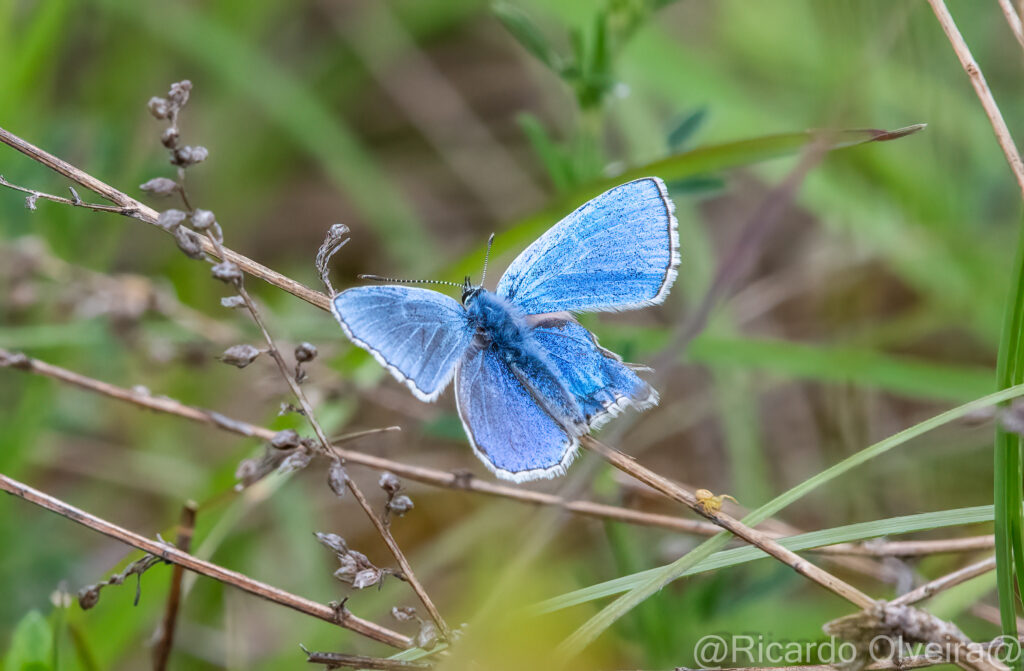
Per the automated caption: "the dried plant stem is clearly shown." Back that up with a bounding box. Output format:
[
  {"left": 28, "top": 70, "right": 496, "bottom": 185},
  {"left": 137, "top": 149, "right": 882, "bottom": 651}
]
[
  {"left": 926, "top": 0, "right": 1024, "bottom": 198},
  {"left": 0, "top": 347, "right": 717, "bottom": 536},
  {"left": 0, "top": 175, "right": 129, "bottom": 215},
  {"left": 1, "top": 348, "right": 997, "bottom": 561},
  {"left": 302, "top": 647, "right": 431, "bottom": 670},
  {"left": 815, "top": 536, "right": 995, "bottom": 557},
  {"left": 218, "top": 269, "right": 449, "bottom": 639},
  {"left": 0, "top": 472, "right": 411, "bottom": 649},
  {"left": 892, "top": 556, "right": 997, "bottom": 607},
  {"left": 152, "top": 501, "right": 197, "bottom": 671},
  {"left": 0, "top": 126, "right": 332, "bottom": 311},
  {"left": 581, "top": 436, "right": 876, "bottom": 609},
  {"left": 999, "top": 0, "right": 1024, "bottom": 50}
]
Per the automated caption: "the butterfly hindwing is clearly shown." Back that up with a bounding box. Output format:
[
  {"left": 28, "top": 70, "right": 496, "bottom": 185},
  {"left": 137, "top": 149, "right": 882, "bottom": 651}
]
[
  {"left": 496, "top": 177, "right": 679, "bottom": 315},
  {"left": 531, "top": 318, "right": 657, "bottom": 429},
  {"left": 331, "top": 286, "right": 473, "bottom": 402},
  {"left": 455, "top": 344, "right": 578, "bottom": 482}
]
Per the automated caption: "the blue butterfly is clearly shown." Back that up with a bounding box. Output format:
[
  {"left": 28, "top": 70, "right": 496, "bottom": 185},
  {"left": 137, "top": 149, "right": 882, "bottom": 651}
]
[{"left": 331, "top": 177, "right": 679, "bottom": 482}]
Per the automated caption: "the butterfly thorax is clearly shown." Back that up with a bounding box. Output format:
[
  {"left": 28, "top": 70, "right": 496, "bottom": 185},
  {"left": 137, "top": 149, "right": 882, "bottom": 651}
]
[
  {"left": 464, "top": 289, "right": 587, "bottom": 435},
  {"left": 464, "top": 289, "right": 531, "bottom": 356}
]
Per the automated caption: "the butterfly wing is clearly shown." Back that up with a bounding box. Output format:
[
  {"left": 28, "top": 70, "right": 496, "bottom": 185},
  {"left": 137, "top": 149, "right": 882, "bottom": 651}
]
[
  {"left": 496, "top": 177, "right": 679, "bottom": 314},
  {"left": 531, "top": 318, "right": 657, "bottom": 429},
  {"left": 332, "top": 286, "right": 473, "bottom": 402},
  {"left": 455, "top": 344, "right": 578, "bottom": 482}
]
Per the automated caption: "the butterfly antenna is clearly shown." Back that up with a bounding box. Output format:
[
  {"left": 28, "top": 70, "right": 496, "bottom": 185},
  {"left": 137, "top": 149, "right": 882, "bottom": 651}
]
[
  {"left": 358, "top": 274, "right": 464, "bottom": 289},
  {"left": 480, "top": 233, "right": 496, "bottom": 287}
]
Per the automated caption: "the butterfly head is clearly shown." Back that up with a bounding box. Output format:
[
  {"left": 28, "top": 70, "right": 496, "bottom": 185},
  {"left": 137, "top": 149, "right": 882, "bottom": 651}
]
[{"left": 461, "top": 276, "right": 483, "bottom": 305}]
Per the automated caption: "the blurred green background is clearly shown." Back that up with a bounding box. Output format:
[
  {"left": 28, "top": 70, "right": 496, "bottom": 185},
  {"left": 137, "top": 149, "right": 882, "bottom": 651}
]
[{"left": 0, "top": 0, "right": 1018, "bottom": 668}]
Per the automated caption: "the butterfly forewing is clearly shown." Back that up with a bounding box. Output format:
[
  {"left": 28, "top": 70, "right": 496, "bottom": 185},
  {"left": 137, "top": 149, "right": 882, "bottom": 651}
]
[
  {"left": 331, "top": 286, "right": 473, "bottom": 401},
  {"left": 495, "top": 177, "right": 679, "bottom": 315}
]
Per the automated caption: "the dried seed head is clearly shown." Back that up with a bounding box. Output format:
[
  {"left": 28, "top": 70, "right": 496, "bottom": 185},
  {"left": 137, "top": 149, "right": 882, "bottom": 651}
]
[
  {"left": 387, "top": 494, "right": 414, "bottom": 517},
  {"left": 211, "top": 261, "right": 242, "bottom": 284},
  {"left": 157, "top": 209, "right": 187, "bottom": 231},
  {"left": 220, "top": 295, "right": 245, "bottom": 309},
  {"left": 416, "top": 620, "right": 439, "bottom": 650},
  {"left": 378, "top": 472, "right": 401, "bottom": 495},
  {"left": 270, "top": 429, "right": 301, "bottom": 449},
  {"left": 279, "top": 402, "right": 303, "bottom": 416},
  {"left": 333, "top": 558, "right": 359, "bottom": 582},
  {"left": 25, "top": 194, "right": 38, "bottom": 211},
  {"left": 235, "top": 457, "right": 259, "bottom": 482},
  {"left": 277, "top": 448, "right": 313, "bottom": 475},
  {"left": 315, "top": 532, "right": 348, "bottom": 555},
  {"left": 174, "top": 226, "right": 205, "bottom": 259},
  {"left": 147, "top": 97, "right": 171, "bottom": 119},
  {"left": 327, "top": 460, "right": 348, "bottom": 497},
  {"left": 161, "top": 126, "right": 180, "bottom": 148},
  {"left": 295, "top": 342, "right": 318, "bottom": 363},
  {"left": 173, "top": 145, "right": 209, "bottom": 167},
  {"left": 391, "top": 606, "right": 417, "bottom": 622},
  {"left": 219, "top": 344, "right": 263, "bottom": 368},
  {"left": 191, "top": 209, "right": 216, "bottom": 230},
  {"left": 315, "top": 224, "right": 351, "bottom": 294},
  {"left": 140, "top": 177, "right": 178, "bottom": 196},
  {"left": 352, "top": 568, "right": 382, "bottom": 589},
  {"left": 167, "top": 80, "right": 192, "bottom": 108},
  {"left": 78, "top": 585, "right": 101, "bottom": 610}
]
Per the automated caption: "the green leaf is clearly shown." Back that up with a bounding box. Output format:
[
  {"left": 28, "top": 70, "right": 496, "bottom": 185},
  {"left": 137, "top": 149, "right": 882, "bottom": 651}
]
[
  {"left": 667, "top": 107, "right": 708, "bottom": 152},
  {"left": 449, "top": 124, "right": 926, "bottom": 281},
  {"left": 492, "top": 2, "right": 563, "bottom": 73},
  {"left": 535, "top": 505, "right": 993, "bottom": 614},
  {"left": 517, "top": 113, "right": 573, "bottom": 191},
  {"left": 3, "top": 610, "right": 53, "bottom": 671},
  {"left": 556, "top": 381, "right": 1024, "bottom": 659}
]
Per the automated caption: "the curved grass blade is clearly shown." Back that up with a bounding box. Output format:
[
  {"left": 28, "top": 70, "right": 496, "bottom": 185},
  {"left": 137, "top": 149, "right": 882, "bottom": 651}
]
[
  {"left": 556, "top": 382, "right": 1024, "bottom": 660},
  {"left": 535, "top": 505, "right": 993, "bottom": 614},
  {"left": 994, "top": 214, "right": 1024, "bottom": 655},
  {"left": 452, "top": 124, "right": 926, "bottom": 280}
]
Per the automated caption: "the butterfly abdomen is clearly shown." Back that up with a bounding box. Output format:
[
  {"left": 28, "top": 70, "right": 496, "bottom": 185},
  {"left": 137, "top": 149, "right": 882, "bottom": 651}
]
[{"left": 465, "top": 290, "right": 587, "bottom": 435}]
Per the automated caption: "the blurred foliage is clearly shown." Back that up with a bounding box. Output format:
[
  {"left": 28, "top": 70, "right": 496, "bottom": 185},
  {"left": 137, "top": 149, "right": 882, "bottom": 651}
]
[{"left": 0, "top": 0, "right": 1020, "bottom": 668}]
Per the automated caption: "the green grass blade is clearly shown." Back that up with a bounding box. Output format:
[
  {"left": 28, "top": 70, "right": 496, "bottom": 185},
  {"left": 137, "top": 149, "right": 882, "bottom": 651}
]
[
  {"left": 687, "top": 335, "right": 994, "bottom": 402},
  {"left": 451, "top": 124, "right": 925, "bottom": 279},
  {"left": 589, "top": 325, "right": 995, "bottom": 403},
  {"left": 535, "top": 505, "right": 993, "bottom": 614},
  {"left": 557, "top": 382, "right": 1024, "bottom": 659},
  {"left": 994, "top": 214, "right": 1024, "bottom": 652}
]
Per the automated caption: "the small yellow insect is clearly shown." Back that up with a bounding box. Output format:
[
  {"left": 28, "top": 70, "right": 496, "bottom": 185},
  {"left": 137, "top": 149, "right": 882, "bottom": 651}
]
[{"left": 695, "top": 488, "right": 737, "bottom": 515}]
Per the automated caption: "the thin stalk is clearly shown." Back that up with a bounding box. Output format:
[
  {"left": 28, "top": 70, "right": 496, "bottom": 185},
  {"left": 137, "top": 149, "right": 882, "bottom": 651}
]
[{"left": 995, "top": 213, "right": 1024, "bottom": 647}]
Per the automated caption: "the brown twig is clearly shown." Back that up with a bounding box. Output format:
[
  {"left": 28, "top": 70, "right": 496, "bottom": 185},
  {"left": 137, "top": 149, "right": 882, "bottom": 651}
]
[
  {"left": 814, "top": 536, "right": 995, "bottom": 557},
  {"left": 892, "top": 556, "right": 997, "bottom": 607},
  {"left": 1, "top": 348, "right": 997, "bottom": 563},
  {"left": 179, "top": 156, "right": 448, "bottom": 639},
  {"left": 0, "top": 472, "right": 411, "bottom": 649},
  {"left": 0, "top": 175, "right": 131, "bottom": 215},
  {"left": 0, "top": 347, "right": 718, "bottom": 536},
  {"left": 998, "top": 0, "right": 1024, "bottom": 50},
  {"left": 301, "top": 646, "right": 432, "bottom": 669},
  {"left": 580, "top": 436, "right": 876, "bottom": 609},
  {"left": 926, "top": 0, "right": 1024, "bottom": 199},
  {"left": 0, "top": 126, "right": 332, "bottom": 311},
  {"left": 152, "top": 500, "right": 197, "bottom": 671}
]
